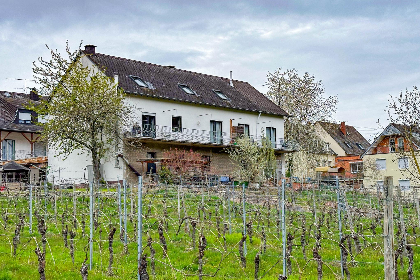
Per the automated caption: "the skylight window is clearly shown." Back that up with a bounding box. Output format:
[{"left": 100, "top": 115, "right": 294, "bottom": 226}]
[
  {"left": 179, "top": 84, "right": 195, "bottom": 95},
  {"left": 356, "top": 143, "right": 364, "bottom": 149},
  {"left": 213, "top": 90, "right": 228, "bottom": 100},
  {"left": 130, "top": 76, "right": 149, "bottom": 88}
]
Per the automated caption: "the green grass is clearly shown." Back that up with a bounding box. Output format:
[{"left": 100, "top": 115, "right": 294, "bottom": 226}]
[{"left": 0, "top": 186, "right": 419, "bottom": 279}]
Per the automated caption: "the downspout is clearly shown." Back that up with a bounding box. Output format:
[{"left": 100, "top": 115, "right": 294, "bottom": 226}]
[{"left": 256, "top": 111, "right": 262, "bottom": 139}]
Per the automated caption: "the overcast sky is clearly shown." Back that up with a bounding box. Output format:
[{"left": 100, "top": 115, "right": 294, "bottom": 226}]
[{"left": 1, "top": 0, "right": 419, "bottom": 141}]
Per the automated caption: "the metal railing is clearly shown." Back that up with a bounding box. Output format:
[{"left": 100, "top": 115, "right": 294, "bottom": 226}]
[{"left": 127, "top": 125, "right": 288, "bottom": 150}]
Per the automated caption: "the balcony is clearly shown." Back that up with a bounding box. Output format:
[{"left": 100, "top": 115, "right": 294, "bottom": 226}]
[{"left": 126, "top": 125, "right": 289, "bottom": 150}]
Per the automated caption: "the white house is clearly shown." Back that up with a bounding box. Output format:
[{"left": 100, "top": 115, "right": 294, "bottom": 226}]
[
  {"left": 0, "top": 91, "right": 47, "bottom": 183},
  {"left": 48, "top": 45, "right": 289, "bottom": 184}
]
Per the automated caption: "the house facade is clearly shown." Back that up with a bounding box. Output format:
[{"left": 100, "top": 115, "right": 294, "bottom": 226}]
[
  {"left": 315, "top": 121, "right": 370, "bottom": 180},
  {"left": 0, "top": 91, "right": 47, "bottom": 183},
  {"left": 362, "top": 123, "right": 420, "bottom": 189},
  {"left": 48, "top": 45, "right": 289, "bottom": 184}
]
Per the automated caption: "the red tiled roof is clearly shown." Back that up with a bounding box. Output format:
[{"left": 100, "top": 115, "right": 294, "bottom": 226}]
[{"left": 318, "top": 121, "right": 370, "bottom": 156}]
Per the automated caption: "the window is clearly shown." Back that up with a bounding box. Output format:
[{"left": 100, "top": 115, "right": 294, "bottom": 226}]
[
  {"left": 350, "top": 162, "right": 363, "bottom": 174},
  {"left": 390, "top": 138, "right": 395, "bottom": 153},
  {"left": 147, "top": 152, "right": 156, "bottom": 159},
  {"left": 399, "top": 179, "right": 410, "bottom": 191},
  {"left": 398, "top": 137, "right": 404, "bottom": 151},
  {"left": 238, "top": 124, "right": 250, "bottom": 136},
  {"left": 266, "top": 127, "right": 276, "bottom": 148},
  {"left": 130, "top": 76, "right": 149, "bottom": 88},
  {"left": 210, "top": 120, "right": 223, "bottom": 144},
  {"left": 172, "top": 116, "right": 182, "bottom": 132},
  {"left": 34, "top": 142, "right": 47, "bottom": 157},
  {"left": 355, "top": 143, "right": 364, "bottom": 150},
  {"left": 213, "top": 90, "right": 228, "bottom": 100},
  {"left": 2, "top": 139, "right": 15, "bottom": 160},
  {"left": 377, "top": 180, "right": 384, "bottom": 192},
  {"left": 18, "top": 112, "right": 31, "bottom": 124},
  {"left": 376, "top": 158, "right": 386, "bottom": 170},
  {"left": 142, "top": 114, "right": 156, "bottom": 138},
  {"left": 179, "top": 84, "right": 196, "bottom": 95},
  {"left": 398, "top": 157, "right": 409, "bottom": 169},
  {"left": 345, "top": 142, "right": 352, "bottom": 149}
]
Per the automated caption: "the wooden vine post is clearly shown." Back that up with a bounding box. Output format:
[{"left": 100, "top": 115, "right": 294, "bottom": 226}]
[{"left": 383, "top": 176, "right": 395, "bottom": 280}]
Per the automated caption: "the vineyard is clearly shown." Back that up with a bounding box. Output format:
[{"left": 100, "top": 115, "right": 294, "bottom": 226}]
[{"left": 1, "top": 178, "right": 420, "bottom": 279}]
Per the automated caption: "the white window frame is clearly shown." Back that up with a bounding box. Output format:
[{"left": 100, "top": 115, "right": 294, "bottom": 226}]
[
  {"left": 398, "top": 157, "right": 409, "bottom": 169},
  {"left": 398, "top": 137, "right": 404, "bottom": 151},
  {"left": 350, "top": 162, "right": 363, "bottom": 174},
  {"left": 19, "top": 112, "right": 31, "bottom": 124},
  {"left": 390, "top": 137, "right": 396, "bottom": 153},
  {"left": 376, "top": 158, "right": 386, "bottom": 170},
  {"left": 399, "top": 179, "right": 410, "bottom": 191}
]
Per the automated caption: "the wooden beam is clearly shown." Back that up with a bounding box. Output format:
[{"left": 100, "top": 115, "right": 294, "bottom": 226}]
[{"left": 0, "top": 131, "right": 12, "bottom": 142}]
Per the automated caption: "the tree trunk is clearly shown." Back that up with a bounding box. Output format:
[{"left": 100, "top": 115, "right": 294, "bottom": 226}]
[{"left": 91, "top": 149, "right": 101, "bottom": 184}]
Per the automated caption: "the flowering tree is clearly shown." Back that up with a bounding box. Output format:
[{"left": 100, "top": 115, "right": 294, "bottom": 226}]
[
  {"left": 265, "top": 68, "right": 338, "bottom": 177},
  {"left": 162, "top": 148, "right": 206, "bottom": 177},
  {"left": 31, "top": 42, "right": 129, "bottom": 183},
  {"left": 227, "top": 136, "right": 276, "bottom": 183}
]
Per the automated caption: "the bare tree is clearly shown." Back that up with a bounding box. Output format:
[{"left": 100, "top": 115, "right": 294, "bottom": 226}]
[
  {"left": 388, "top": 86, "right": 420, "bottom": 180},
  {"left": 266, "top": 68, "right": 338, "bottom": 177}
]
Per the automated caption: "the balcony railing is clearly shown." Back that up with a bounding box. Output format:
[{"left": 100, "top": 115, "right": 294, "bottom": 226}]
[{"left": 127, "top": 125, "right": 288, "bottom": 150}]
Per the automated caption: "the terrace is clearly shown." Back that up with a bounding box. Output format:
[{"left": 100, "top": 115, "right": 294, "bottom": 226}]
[{"left": 126, "top": 124, "right": 289, "bottom": 151}]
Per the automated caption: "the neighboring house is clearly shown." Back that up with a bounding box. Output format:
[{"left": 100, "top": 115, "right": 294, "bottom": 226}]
[
  {"left": 0, "top": 91, "right": 47, "bottom": 183},
  {"left": 315, "top": 121, "right": 370, "bottom": 179},
  {"left": 48, "top": 45, "right": 290, "bottom": 184},
  {"left": 362, "top": 123, "right": 420, "bottom": 189}
]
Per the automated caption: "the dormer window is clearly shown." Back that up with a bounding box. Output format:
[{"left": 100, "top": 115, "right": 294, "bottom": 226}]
[
  {"left": 213, "top": 90, "right": 228, "bottom": 100},
  {"left": 179, "top": 84, "right": 196, "bottom": 95},
  {"left": 356, "top": 143, "right": 364, "bottom": 150},
  {"left": 18, "top": 112, "right": 31, "bottom": 124},
  {"left": 130, "top": 76, "right": 149, "bottom": 88},
  {"left": 345, "top": 142, "right": 352, "bottom": 149}
]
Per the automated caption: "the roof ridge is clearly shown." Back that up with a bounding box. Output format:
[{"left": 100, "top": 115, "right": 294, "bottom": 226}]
[{"left": 94, "top": 52, "right": 249, "bottom": 83}]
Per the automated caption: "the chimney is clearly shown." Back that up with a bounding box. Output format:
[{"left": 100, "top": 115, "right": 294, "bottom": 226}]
[
  {"left": 84, "top": 45, "right": 97, "bottom": 55},
  {"left": 340, "top": 121, "right": 346, "bottom": 135},
  {"left": 29, "top": 88, "right": 40, "bottom": 101},
  {"left": 229, "top": 71, "right": 234, "bottom": 87}
]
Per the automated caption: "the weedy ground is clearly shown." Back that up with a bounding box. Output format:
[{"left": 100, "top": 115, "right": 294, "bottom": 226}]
[{"left": 0, "top": 184, "right": 419, "bottom": 279}]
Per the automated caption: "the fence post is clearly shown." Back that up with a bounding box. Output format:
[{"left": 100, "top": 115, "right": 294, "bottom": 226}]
[
  {"left": 73, "top": 183, "right": 76, "bottom": 221},
  {"left": 89, "top": 181, "right": 93, "bottom": 270},
  {"left": 281, "top": 178, "right": 286, "bottom": 277},
  {"left": 29, "top": 184, "right": 32, "bottom": 234},
  {"left": 118, "top": 178, "right": 122, "bottom": 234},
  {"left": 242, "top": 182, "right": 247, "bottom": 256},
  {"left": 137, "top": 176, "right": 143, "bottom": 280},
  {"left": 123, "top": 179, "right": 128, "bottom": 246},
  {"left": 178, "top": 177, "right": 181, "bottom": 221},
  {"left": 336, "top": 177, "right": 344, "bottom": 279},
  {"left": 228, "top": 181, "right": 232, "bottom": 234},
  {"left": 396, "top": 185, "right": 407, "bottom": 256},
  {"left": 413, "top": 188, "right": 420, "bottom": 233},
  {"left": 383, "top": 176, "right": 395, "bottom": 280},
  {"left": 44, "top": 180, "right": 48, "bottom": 221},
  {"left": 278, "top": 178, "right": 281, "bottom": 238}
]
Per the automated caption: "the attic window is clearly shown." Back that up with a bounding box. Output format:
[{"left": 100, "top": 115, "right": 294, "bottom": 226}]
[
  {"left": 356, "top": 143, "right": 364, "bottom": 150},
  {"left": 130, "top": 76, "right": 149, "bottom": 88},
  {"left": 213, "top": 90, "right": 228, "bottom": 100},
  {"left": 345, "top": 142, "right": 352, "bottom": 149},
  {"left": 179, "top": 84, "right": 195, "bottom": 95}
]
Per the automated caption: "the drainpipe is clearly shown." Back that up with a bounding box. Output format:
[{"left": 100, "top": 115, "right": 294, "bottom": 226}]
[{"left": 256, "top": 111, "right": 262, "bottom": 140}]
